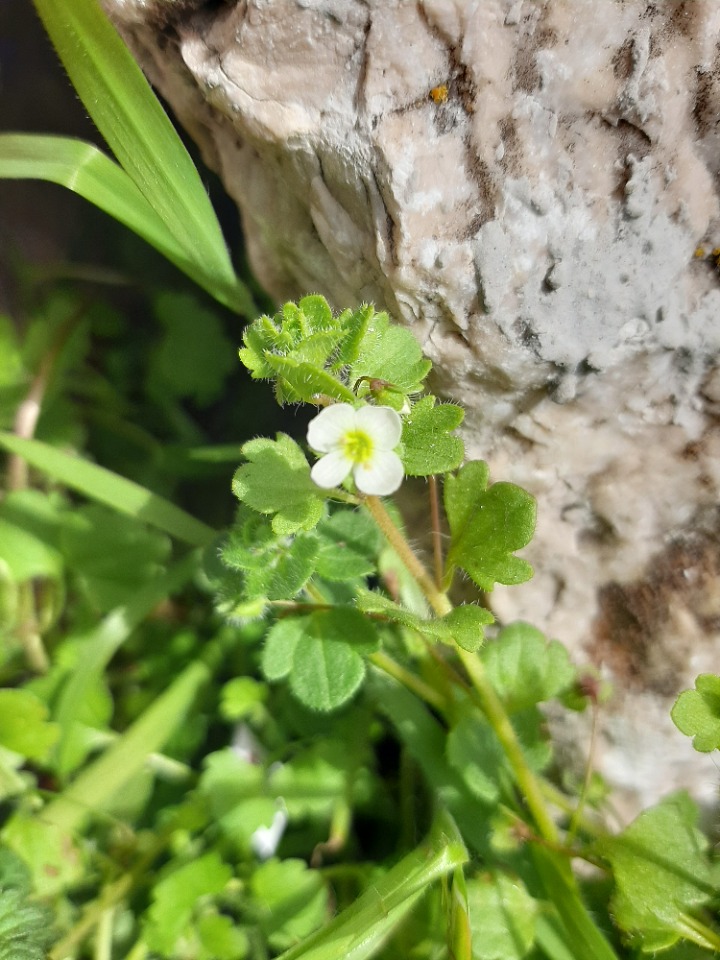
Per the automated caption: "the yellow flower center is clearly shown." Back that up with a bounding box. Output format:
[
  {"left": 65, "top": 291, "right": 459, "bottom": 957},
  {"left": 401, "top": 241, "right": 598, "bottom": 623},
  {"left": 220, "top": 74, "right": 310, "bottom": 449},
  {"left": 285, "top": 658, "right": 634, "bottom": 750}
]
[{"left": 342, "top": 429, "right": 374, "bottom": 465}]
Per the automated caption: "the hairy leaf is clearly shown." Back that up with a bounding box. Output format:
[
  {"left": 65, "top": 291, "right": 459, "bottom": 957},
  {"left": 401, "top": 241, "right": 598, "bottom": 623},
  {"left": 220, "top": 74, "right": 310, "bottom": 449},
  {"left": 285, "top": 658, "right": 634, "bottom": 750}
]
[
  {"left": 349, "top": 310, "right": 431, "bottom": 397},
  {"left": 264, "top": 353, "right": 356, "bottom": 404},
  {"left": 445, "top": 461, "right": 535, "bottom": 591},
  {"left": 401, "top": 396, "right": 464, "bottom": 476},
  {"left": 221, "top": 512, "right": 319, "bottom": 602},
  {"left": 594, "top": 793, "right": 717, "bottom": 951},
  {"left": 356, "top": 590, "right": 492, "bottom": 651},
  {"left": 263, "top": 609, "right": 377, "bottom": 711},
  {"left": 671, "top": 674, "right": 720, "bottom": 753},
  {"left": 232, "top": 434, "right": 326, "bottom": 534},
  {"left": 315, "top": 510, "right": 382, "bottom": 581},
  {"left": 482, "top": 622, "right": 575, "bottom": 711},
  {"left": 0, "top": 886, "right": 54, "bottom": 960},
  {"left": 0, "top": 690, "right": 59, "bottom": 761}
]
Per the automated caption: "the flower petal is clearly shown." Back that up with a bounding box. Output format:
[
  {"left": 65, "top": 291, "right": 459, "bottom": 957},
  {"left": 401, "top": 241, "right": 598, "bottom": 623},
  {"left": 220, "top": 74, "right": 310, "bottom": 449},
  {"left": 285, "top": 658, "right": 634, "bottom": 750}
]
[
  {"left": 311, "top": 450, "right": 352, "bottom": 489},
  {"left": 353, "top": 450, "right": 404, "bottom": 496},
  {"left": 307, "top": 403, "right": 357, "bottom": 452},
  {"left": 355, "top": 405, "right": 402, "bottom": 450}
]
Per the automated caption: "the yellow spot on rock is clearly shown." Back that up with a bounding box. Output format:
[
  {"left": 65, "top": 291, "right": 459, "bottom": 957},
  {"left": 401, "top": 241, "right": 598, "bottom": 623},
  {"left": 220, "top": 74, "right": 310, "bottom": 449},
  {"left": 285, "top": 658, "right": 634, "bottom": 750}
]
[{"left": 430, "top": 84, "right": 449, "bottom": 104}]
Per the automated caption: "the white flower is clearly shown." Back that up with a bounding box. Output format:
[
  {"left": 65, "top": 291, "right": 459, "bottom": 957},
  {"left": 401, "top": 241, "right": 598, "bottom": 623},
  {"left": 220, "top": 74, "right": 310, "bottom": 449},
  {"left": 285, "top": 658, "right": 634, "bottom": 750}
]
[
  {"left": 250, "top": 804, "right": 288, "bottom": 860},
  {"left": 307, "top": 403, "right": 404, "bottom": 496}
]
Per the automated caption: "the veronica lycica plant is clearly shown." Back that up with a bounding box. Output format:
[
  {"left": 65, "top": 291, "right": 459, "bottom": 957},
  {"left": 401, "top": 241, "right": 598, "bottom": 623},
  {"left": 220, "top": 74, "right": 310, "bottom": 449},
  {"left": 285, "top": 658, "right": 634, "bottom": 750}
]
[{"left": 213, "top": 295, "right": 632, "bottom": 960}]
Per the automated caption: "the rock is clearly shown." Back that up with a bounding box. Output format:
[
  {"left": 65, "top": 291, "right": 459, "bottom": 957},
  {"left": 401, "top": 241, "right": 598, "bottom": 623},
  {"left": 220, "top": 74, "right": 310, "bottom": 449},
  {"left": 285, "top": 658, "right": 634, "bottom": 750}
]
[{"left": 102, "top": 0, "right": 720, "bottom": 817}]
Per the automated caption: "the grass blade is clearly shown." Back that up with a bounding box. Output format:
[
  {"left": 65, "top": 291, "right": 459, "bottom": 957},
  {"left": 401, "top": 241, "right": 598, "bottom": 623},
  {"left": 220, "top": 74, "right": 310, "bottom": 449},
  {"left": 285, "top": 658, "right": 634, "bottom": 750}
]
[
  {"left": 278, "top": 812, "right": 467, "bottom": 960},
  {"left": 53, "top": 553, "right": 200, "bottom": 774},
  {"left": 0, "top": 134, "right": 221, "bottom": 298},
  {"left": 0, "top": 432, "right": 215, "bottom": 547},
  {"left": 40, "top": 658, "right": 210, "bottom": 834},
  {"left": 32, "top": 0, "right": 253, "bottom": 314}
]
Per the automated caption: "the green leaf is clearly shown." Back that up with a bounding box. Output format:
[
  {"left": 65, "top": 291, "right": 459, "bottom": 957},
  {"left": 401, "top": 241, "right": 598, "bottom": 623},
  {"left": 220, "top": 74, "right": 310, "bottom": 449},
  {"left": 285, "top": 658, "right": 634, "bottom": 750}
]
[
  {"left": 264, "top": 354, "right": 356, "bottom": 404},
  {"left": 0, "top": 490, "right": 65, "bottom": 590},
  {"left": 220, "top": 677, "right": 267, "bottom": 723},
  {"left": 349, "top": 310, "right": 431, "bottom": 397},
  {"left": 27, "top": 659, "right": 210, "bottom": 838},
  {"left": 220, "top": 512, "right": 319, "bottom": 602},
  {"left": 441, "top": 605, "right": 493, "bottom": 652},
  {"left": 291, "top": 631, "right": 366, "bottom": 712},
  {"left": 233, "top": 434, "right": 326, "bottom": 535},
  {"left": 143, "top": 852, "right": 232, "bottom": 953},
  {"left": 401, "top": 396, "right": 464, "bottom": 476},
  {"left": 196, "top": 913, "right": 249, "bottom": 960},
  {"left": 332, "top": 305, "right": 374, "bottom": 368},
  {"left": 0, "top": 134, "right": 207, "bottom": 295},
  {"left": 356, "top": 590, "right": 492, "bottom": 651},
  {"left": 0, "top": 886, "right": 54, "bottom": 960},
  {"left": 671, "top": 675, "right": 720, "bottom": 753},
  {"left": 447, "top": 705, "right": 550, "bottom": 804},
  {"left": 594, "top": 793, "right": 716, "bottom": 951},
  {"left": 445, "top": 461, "right": 536, "bottom": 591},
  {"left": 60, "top": 504, "right": 170, "bottom": 612},
  {"left": 0, "top": 432, "right": 216, "bottom": 546},
  {"left": 263, "top": 609, "right": 378, "bottom": 711},
  {"left": 0, "top": 690, "right": 59, "bottom": 761},
  {"left": 0, "top": 517, "right": 63, "bottom": 583},
  {"left": 252, "top": 859, "right": 328, "bottom": 952},
  {"left": 32, "top": 0, "right": 250, "bottom": 312},
  {"left": 239, "top": 296, "right": 353, "bottom": 403},
  {"left": 262, "top": 618, "right": 306, "bottom": 681},
  {"left": 447, "top": 714, "right": 505, "bottom": 804},
  {"left": 466, "top": 873, "right": 538, "bottom": 960},
  {"left": 482, "top": 622, "right": 576, "bottom": 711},
  {"left": 1, "top": 813, "right": 83, "bottom": 897},
  {"left": 315, "top": 510, "right": 382, "bottom": 581},
  {"left": 148, "top": 292, "right": 236, "bottom": 405}
]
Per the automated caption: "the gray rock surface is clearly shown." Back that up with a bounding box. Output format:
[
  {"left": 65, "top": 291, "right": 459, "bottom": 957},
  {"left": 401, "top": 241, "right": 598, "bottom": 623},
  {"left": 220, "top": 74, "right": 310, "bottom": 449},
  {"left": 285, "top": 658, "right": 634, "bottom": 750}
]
[{"left": 102, "top": 0, "right": 720, "bottom": 817}]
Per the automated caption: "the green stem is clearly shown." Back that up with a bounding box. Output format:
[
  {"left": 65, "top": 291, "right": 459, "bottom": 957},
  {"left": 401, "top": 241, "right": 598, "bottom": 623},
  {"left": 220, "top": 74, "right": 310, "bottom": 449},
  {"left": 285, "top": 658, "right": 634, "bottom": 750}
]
[
  {"left": 428, "top": 476, "right": 444, "bottom": 589},
  {"left": 459, "top": 648, "right": 559, "bottom": 844},
  {"left": 363, "top": 495, "right": 452, "bottom": 616},
  {"left": 365, "top": 493, "right": 558, "bottom": 844},
  {"left": 94, "top": 907, "right": 114, "bottom": 960},
  {"left": 370, "top": 650, "right": 447, "bottom": 713},
  {"left": 568, "top": 703, "right": 598, "bottom": 842}
]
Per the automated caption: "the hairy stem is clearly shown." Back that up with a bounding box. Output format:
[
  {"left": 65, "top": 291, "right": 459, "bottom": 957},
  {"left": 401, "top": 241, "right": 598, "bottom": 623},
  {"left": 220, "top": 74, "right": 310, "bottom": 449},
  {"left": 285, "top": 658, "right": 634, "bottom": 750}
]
[
  {"left": 370, "top": 649, "right": 447, "bottom": 713},
  {"left": 363, "top": 495, "right": 452, "bottom": 616},
  {"left": 428, "top": 476, "right": 444, "bottom": 589},
  {"left": 459, "top": 648, "right": 559, "bottom": 843},
  {"left": 365, "top": 492, "right": 558, "bottom": 843}
]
